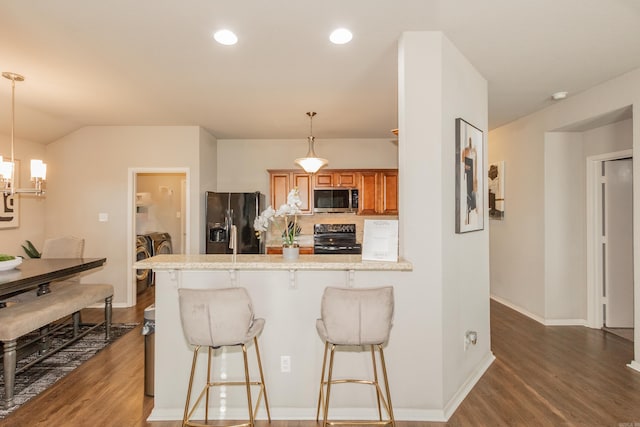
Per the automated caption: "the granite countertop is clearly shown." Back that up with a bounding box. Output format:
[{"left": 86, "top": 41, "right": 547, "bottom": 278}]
[{"left": 134, "top": 254, "right": 412, "bottom": 271}]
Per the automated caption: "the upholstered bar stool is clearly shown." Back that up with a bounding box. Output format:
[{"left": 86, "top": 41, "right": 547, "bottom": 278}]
[
  {"left": 178, "top": 287, "right": 271, "bottom": 427},
  {"left": 316, "top": 286, "right": 395, "bottom": 427}
]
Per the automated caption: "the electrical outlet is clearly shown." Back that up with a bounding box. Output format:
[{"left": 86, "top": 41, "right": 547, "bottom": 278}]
[
  {"left": 280, "top": 355, "right": 291, "bottom": 373},
  {"left": 464, "top": 330, "right": 478, "bottom": 351}
]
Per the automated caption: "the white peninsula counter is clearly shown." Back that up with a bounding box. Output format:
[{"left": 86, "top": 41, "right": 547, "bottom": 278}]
[{"left": 135, "top": 254, "right": 412, "bottom": 421}]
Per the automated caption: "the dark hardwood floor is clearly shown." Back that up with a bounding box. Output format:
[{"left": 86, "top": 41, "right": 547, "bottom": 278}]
[{"left": 2, "top": 292, "right": 640, "bottom": 426}]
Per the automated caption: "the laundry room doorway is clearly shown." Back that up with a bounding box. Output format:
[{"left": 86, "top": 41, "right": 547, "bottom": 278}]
[
  {"left": 129, "top": 168, "right": 189, "bottom": 306},
  {"left": 135, "top": 172, "right": 186, "bottom": 253}
]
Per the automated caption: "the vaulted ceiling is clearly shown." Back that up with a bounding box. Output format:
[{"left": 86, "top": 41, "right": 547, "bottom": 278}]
[{"left": 1, "top": 0, "right": 639, "bottom": 143}]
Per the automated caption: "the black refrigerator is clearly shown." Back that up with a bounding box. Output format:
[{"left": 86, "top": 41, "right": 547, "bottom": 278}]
[{"left": 205, "top": 191, "right": 265, "bottom": 254}]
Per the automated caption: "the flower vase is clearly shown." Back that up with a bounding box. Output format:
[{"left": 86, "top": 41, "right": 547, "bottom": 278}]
[{"left": 282, "top": 244, "right": 299, "bottom": 260}]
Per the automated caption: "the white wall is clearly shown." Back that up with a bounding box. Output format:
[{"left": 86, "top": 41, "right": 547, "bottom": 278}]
[
  {"left": 544, "top": 132, "right": 586, "bottom": 322},
  {"left": 489, "top": 68, "right": 640, "bottom": 365},
  {"left": 440, "top": 34, "right": 491, "bottom": 406},
  {"left": 0, "top": 135, "right": 47, "bottom": 256},
  {"left": 398, "top": 31, "right": 492, "bottom": 416},
  {"left": 543, "top": 119, "right": 633, "bottom": 322},
  {"left": 44, "top": 126, "right": 216, "bottom": 305},
  {"left": 198, "top": 128, "right": 218, "bottom": 253},
  {"left": 216, "top": 138, "right": 398, "bottom": 195}
]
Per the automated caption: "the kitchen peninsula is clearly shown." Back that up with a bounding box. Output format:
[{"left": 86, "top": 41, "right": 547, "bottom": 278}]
[{"left": 135, "top": 253, "right": 412, "bottom": 421}]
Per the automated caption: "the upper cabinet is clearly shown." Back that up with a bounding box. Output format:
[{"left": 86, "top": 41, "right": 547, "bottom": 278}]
[
  {"left": 358, "top": 169, "right": 398, "bottom": 215},
  {"left": 268, "top": 170, "right": 313, "bottom": 213},
  {"left": 269, "top": 168, "right": 398, "bottom": 216},
  {"left": 314, "top": 171, "right": 357, "bottom": 188}
]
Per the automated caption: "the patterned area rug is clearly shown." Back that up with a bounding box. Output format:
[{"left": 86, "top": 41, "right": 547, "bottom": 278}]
[{"left": 0, "top": 322, "right": 138, "bottom": 419}]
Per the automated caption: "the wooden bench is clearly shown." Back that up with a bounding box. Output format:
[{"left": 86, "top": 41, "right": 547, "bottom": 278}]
[{"left": 0, "top": 283, "right": 113, "bottom": 408}]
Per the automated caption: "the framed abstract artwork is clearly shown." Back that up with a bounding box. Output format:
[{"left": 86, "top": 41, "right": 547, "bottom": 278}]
[
  {"left": 488, "top": 161, "right": 505, "bottom": 220},
  {"left": 0, "top": 158, "right": 19, "bottom": 229},
  {"left": 455, "top": 118, "right": 484, "bottom": 233}
]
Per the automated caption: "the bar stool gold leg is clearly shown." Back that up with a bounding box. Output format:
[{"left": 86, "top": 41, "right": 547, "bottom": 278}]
[
  {"left": 242, "top": 344, "right": 255, "bottom": 427},
  {"left": 323, "top": 344, "right": 336, "bottom": 427},
  {"left": 371, "top": 345, "right": 383, "bottom": 421},
  {"left": 205, "top": 347, "right": 212, "bottom": 423},
  {"left": 316, "top": 342, "right": 329, "bottom": 421},
  {"left": 183, "top": 345, "right": 200, "bottom": 427},
  {"left": 379, "top": 345, "right": 395, "bottom": 427},
  {"left": 253, "top": 337, "right": 271, "bottom": 422}
]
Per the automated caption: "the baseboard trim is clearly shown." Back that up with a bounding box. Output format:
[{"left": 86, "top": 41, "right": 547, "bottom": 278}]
[
  {"left": 545, "top": 318, "right": 588, "bottom": 327},
  {"left": 627, "top": 360, "right": 640, "bottom": 373},
  {"left": 443, "top": 351, "right": 496, "bottom": 420},
  {"left": 490, "top": 295, "right": 587, "bottom": 326},
  {"left": 148, "top": 407, "right": 453, "bottom": 422},
  {"left": 490, "top": 295, "right": 545, "bottom": 324}
]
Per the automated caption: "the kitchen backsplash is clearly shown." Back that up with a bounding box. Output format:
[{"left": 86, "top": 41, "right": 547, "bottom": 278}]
[{"left": 263, "top": 213, "right": 398, "bottom": 247}]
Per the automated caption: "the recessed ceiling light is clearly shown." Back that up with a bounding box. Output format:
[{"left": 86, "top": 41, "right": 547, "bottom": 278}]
[
  {"left": 213, "top": 29, "right": 238, "bottom": 45},
  {"left": 329, "top": 28, "right": 353, "bottom": 45},
  {"left": 551, "top": 91, "right": 568, "bottom": 100}
]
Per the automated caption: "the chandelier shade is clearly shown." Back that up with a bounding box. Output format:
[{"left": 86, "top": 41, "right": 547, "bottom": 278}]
[{"left": 295, "top": 111, "right": 328, "bottom": 173}]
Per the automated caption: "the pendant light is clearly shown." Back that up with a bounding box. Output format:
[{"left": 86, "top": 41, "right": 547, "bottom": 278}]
[
  {"left": 295, "top": 111, "right": 328, "bottom": 173},
  {"left": 0, "top": 72, "right": 47, "bottom": 196}
]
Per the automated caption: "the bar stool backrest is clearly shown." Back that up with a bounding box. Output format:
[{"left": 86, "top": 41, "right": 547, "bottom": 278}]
[
  {"left": 320, "top": 286, "right": 394, "bottom": 346},
  {"left": 178, "top": 287, "right": 256, "bottom": 347}
]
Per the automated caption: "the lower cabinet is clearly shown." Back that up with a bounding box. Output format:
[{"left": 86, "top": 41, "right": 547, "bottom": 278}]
[{"left": 266, "top": 246, "right": 314, "bottom": 254}]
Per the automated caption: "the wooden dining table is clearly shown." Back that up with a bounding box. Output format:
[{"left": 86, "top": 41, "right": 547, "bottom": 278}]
[{"left": 0, "top": 258, "right": 107, "bottom": 306}]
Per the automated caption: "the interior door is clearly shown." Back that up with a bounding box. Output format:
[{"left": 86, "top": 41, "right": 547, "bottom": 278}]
[{"left": 604, "top": 158, "right": 633, "bottom": 327}]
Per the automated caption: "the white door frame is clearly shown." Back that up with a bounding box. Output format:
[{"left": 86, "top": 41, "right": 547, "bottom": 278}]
[
  {"left": 586, "top": 149, "right": 632, "bottom": 328},
  {"left": 127, "top": 167, "right": 190, "bottom": 307}
]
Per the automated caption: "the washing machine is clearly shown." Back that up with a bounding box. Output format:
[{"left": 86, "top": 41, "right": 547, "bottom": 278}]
[
  {"left": 135, "top": 235, "right": 153, "bottom": 294},
  {"left": 142, "top": 232, "right": 173, "bottom": 288},
  {"left": 146, "top": 232, "right": 173, "bottom": 256}
]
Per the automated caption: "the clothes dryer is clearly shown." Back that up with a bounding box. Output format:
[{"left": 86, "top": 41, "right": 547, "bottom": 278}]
[
  {"left": 136, "top": 235, "right": 153, "bottom": 293},
  {"left": 143, "top": 232, "right": 173, "bottom": 288},
  {"left": 146, "top": 232, "right": 173, "bottom": 256}
]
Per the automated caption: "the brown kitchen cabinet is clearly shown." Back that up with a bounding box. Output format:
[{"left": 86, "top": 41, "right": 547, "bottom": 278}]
[
  {"left": 268, "top": 169, "right": 313, "bottom": 213},
  {"left": 357, "top": 169, "right": 398, "bottom": 215},
  {"left": 266, "top": 246, "right": 314, "bottom": 255},
  {"left": 314, "top": 171, "right": 357, "bottom": 188},
  {"left": 269, "top": 168, "right": 397, "bottom": 215}
]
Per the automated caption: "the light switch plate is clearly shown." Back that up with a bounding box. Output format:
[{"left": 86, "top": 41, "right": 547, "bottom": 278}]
[{"left": 98, "top": 213, "right": 109, "bottom": 222}]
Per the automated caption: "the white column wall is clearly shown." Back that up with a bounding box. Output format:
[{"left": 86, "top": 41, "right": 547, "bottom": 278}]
[
  {"left": 398, "top": 31, "right": 492, "bottom": 415},
  {"left": 440, "top": 35, "right": 491, "bottom": 406},
  {"left": 398, "top": 31, "right": 446, "bottom": 410}
]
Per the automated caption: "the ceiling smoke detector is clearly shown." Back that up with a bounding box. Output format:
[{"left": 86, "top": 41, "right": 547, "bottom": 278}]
[{"left": 551, "top": 91, "right": 568, "bottom": 100}]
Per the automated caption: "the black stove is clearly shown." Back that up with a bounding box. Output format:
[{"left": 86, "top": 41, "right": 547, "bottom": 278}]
[{"left": 313, "top": 224, "right": 362, "bottom": 255}]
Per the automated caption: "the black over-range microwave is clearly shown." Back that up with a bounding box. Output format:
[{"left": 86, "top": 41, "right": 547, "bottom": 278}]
[{"left": 313, "top": 188, "right": 359, "bottom": 213}]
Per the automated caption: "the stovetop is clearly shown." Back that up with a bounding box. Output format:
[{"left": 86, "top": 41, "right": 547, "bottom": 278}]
[{"left": 314, "top": 223, "right": 361, "bottom": 255}]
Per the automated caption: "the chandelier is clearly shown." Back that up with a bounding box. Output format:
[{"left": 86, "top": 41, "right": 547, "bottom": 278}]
[
  {"left": 295, "top": 111, "right": 328, "bottom": 173},
  {"left": 0, "top": 72, "right": 46, "bottom": 196}
]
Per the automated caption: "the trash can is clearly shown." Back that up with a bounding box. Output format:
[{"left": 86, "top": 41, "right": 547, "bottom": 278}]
[{"left": 142, "top": 304, "right": 155, "bottom": 397}]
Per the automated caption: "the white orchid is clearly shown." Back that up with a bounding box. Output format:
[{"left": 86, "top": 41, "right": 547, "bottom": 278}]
[
  {"left": 254, "top": 188, "right": 302, "bottom": 246},
  {"left": 287, "top": 188, "right": 303, "bottom": 210}
]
